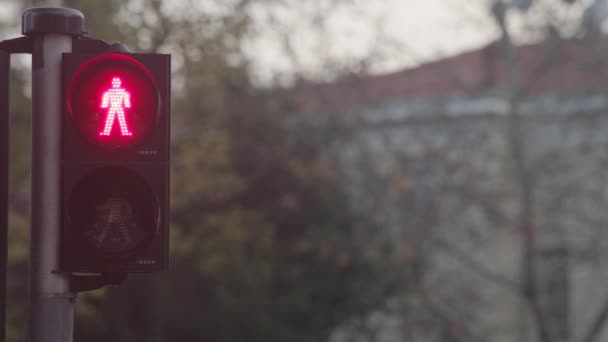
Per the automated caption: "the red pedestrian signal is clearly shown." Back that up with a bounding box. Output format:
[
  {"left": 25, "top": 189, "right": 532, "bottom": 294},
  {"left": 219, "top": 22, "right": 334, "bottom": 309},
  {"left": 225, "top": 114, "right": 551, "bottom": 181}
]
[
  {"left": 60, "top": 51, "right": 170, "bottom": 273},
  {"left": 99, "top": 77, "right": 133, "bottom": 137},
  {"left": 66, "top": 53, "right": 159, "bottom": 148}
]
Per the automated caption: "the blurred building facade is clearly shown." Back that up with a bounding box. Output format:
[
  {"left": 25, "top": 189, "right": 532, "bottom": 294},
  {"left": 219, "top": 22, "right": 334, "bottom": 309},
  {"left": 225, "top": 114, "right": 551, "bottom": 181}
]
[{"left": 297, "top": 37, "right": 608, "bottom": 342}]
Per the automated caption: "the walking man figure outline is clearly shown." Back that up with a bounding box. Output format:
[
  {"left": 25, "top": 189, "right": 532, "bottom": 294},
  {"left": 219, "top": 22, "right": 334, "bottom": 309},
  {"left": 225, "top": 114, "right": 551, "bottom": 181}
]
[
  {"left": 100, "top": 77, "right": 133, "bottom": 136},
  {"left": 95, "top": 193, "right": 134, "bottom": 248}
]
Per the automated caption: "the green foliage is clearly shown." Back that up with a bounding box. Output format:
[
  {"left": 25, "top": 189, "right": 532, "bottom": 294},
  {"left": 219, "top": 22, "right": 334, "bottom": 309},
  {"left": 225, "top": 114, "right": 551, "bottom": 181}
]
[
  {"left": 74, "top": 75, "right": 394, "bottom": 342},
  {"left": 6, "top": 62, "right": 32, "bottom": 342}
]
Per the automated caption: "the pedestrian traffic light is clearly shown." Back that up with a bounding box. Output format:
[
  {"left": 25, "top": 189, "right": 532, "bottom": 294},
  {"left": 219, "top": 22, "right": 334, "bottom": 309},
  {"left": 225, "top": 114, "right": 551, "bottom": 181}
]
[{"left": 59, "top": 50, "right": 170, "bottom": 273}]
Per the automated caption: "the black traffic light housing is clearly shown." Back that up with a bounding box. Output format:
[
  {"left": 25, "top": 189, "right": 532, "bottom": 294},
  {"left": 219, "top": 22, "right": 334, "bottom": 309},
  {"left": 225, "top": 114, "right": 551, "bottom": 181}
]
[{"left": 59, "top": 45, "right": 170, "bottom": 274}]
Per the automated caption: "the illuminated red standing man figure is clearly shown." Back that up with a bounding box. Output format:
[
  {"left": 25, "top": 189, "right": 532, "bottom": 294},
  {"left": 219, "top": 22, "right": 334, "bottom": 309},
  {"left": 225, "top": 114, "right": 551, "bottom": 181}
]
[{"left": 100, "top": 77, "right": 133, "bottom": 136}]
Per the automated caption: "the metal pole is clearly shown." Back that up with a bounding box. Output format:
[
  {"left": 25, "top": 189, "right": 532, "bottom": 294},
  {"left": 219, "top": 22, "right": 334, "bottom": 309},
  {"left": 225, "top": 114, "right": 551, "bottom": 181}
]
[
  {"left": 0, "top": 48, "right": 10, "bottom": 342},
  {"left": 28, "top": 33, "right": 74, "bottom": 342},
  {"left": 0, "top": 35, "right": 33, "bottom": 342},
  {"left": 22, "top": 8, "right": 85, "bottom": 342}
]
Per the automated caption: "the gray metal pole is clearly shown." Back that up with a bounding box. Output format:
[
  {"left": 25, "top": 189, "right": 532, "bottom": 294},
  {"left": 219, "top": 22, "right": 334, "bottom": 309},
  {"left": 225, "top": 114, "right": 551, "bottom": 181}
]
[
  {"left": 1, "top": 34, "right": 34, "bottom": 342},
  {"left": 22, "top": 8, "right": 85, "bottom": 342},
  {"left": 0, "top": 48, "right": 10, "bottom": 342},
  {"left": 28, "top": 32, "right": 74, "bottom": 342}
]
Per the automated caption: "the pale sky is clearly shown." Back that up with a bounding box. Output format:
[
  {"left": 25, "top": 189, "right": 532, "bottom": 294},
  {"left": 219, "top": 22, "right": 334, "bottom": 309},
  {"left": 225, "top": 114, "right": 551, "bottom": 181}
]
[
  {"left": 0, "top": 0, "right": 500, "bottom": 83},
  {"left": 4, "top": 0, "right": 594, "bottom": 85},
  {"left": 246, "top": 0, "right": 499, "bottom": 84},
  {"left": 245, "top": 0, "right": 598, "bottom": 84}
]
